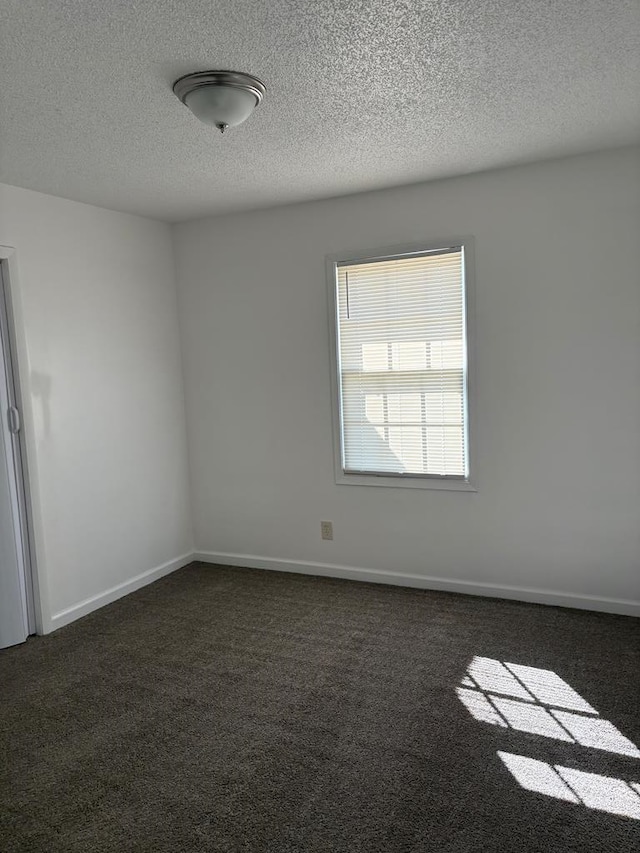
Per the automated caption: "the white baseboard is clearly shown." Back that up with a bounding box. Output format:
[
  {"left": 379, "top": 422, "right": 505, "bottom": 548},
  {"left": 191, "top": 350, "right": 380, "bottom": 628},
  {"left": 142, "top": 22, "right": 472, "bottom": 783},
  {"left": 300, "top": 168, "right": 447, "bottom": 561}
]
[
  {"left": 193, "top": 551, "right": 640, "bottom": 618},
  {"left": 47, "top": 549, "right": 639, "bottom": 631},
  {"left": 49, "top": 552, "right": 194, "bottom": 631}
]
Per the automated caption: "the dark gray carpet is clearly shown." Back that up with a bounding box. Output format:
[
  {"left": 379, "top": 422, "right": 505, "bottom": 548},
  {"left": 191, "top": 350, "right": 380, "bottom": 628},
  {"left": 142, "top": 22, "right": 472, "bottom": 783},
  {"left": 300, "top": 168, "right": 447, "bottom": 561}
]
[{"left": 1, "top": 562, "right": 639, "bottom": 852}]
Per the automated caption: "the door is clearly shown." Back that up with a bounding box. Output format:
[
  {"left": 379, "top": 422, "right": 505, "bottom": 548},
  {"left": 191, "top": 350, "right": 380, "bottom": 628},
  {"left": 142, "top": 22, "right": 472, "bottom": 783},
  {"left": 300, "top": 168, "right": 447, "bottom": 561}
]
[{"left": 0, "top": 262, "right": 31, "bottom": 648}]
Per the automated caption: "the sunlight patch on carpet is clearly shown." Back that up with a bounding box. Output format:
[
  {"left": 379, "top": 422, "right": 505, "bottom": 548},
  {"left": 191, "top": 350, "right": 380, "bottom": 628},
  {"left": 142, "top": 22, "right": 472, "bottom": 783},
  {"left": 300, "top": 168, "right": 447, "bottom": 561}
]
[{"left": 458, "top": 657, "right": 640, "bottom": 820}]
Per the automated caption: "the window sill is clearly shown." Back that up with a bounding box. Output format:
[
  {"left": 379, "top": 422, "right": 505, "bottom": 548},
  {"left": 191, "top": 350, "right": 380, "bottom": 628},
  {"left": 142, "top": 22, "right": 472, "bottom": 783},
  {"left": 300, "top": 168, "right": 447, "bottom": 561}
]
[{"left": 336, "top": 471, "right": 477, "bottom": 491}]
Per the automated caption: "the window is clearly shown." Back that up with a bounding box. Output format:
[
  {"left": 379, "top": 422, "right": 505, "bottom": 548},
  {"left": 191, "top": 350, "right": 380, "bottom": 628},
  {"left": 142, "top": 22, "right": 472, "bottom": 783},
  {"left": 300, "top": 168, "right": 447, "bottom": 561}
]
[{"left": 328, "top": 240, "right": 475, "bottom": 490}]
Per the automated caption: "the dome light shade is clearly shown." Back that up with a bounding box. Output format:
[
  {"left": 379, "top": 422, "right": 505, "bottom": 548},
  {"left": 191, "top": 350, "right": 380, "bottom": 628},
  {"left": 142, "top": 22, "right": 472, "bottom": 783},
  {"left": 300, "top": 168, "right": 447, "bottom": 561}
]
[{"left": 173, "top": 70, "right": 266, "bottom": 134}]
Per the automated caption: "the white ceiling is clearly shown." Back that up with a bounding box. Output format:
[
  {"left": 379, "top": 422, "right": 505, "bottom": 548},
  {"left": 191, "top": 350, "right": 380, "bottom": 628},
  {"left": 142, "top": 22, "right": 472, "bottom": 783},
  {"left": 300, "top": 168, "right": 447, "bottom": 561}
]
[{"left": 1, "top": 0, "right": 639, "bottom": 222}]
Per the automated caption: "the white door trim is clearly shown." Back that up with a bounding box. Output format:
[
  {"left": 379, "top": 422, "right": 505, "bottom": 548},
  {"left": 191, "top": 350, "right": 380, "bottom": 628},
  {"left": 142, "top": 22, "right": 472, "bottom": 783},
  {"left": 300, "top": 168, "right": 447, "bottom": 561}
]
[
  {"left": 0, "top": 245, "right": 50, "bottom": 635},
  {"left": 0, "top": 264, "right": 30, "bottom": 640}
]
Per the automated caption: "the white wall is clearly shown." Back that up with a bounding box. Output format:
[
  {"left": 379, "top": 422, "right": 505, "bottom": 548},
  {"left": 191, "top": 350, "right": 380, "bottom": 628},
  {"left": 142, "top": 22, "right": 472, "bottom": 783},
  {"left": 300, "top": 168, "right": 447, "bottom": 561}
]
[
  {"left": 0, "top": 184, "right": 192, "bottom": 631},
  {"left": 174, "top": 147, "right": 640, "bottom": 614}
]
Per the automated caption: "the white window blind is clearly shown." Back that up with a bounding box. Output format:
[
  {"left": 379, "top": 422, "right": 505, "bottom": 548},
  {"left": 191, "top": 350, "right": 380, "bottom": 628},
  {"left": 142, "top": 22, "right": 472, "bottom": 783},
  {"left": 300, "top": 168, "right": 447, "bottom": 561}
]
[{"left": 334, "top": 246, "right": 469, "bottom": 479}]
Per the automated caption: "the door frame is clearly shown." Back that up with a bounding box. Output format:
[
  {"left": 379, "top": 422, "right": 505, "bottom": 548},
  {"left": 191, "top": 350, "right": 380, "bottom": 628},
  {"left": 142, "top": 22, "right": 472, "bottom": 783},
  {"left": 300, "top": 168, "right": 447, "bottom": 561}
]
[{"left": 0, "top": 245, "right": 49, "bottom": 635}]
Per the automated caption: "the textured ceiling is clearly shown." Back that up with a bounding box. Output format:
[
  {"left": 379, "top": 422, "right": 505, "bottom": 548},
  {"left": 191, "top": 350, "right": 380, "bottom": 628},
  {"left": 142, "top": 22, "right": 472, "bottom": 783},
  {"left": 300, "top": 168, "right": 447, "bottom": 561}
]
[{"left": 1, "top": 0, "right": 639, "bottom": 221}]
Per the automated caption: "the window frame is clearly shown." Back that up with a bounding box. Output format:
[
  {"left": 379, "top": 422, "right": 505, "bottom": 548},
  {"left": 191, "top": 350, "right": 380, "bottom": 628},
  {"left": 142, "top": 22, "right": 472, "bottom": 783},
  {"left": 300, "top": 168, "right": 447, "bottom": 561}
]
[{"left": 326, "top": 238, "right": 477, "bottom": 491}]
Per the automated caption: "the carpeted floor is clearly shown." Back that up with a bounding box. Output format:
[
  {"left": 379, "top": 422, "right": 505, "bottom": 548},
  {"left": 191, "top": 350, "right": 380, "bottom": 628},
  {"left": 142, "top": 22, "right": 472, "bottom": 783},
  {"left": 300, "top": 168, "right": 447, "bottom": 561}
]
[{"left": 1, "top": 563, "right": 639, "bottom": 852}]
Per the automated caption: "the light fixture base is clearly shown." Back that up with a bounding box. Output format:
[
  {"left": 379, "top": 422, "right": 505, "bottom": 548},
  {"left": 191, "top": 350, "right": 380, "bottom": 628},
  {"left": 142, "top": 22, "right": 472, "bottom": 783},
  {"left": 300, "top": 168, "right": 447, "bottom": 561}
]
[{"left": 173, "top": 70, "right": 266, "bottom": 110}]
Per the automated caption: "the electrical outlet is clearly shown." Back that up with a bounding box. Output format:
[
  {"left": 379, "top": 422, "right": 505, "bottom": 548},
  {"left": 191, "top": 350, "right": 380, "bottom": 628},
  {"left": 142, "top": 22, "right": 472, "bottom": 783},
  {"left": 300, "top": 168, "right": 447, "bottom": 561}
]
[{"left": 321, "top": 521, "right": 333, "bottom": 541}]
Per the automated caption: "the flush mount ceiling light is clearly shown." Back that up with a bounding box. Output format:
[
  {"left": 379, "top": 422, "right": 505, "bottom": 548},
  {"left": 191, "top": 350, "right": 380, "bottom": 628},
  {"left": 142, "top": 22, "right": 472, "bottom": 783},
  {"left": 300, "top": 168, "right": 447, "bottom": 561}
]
[{"left": 173, "top": 70, "right": 266, "bottom": 134}]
